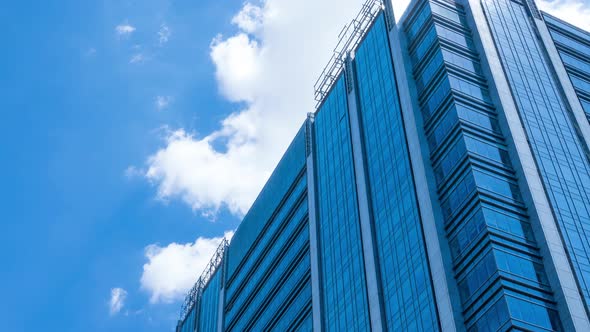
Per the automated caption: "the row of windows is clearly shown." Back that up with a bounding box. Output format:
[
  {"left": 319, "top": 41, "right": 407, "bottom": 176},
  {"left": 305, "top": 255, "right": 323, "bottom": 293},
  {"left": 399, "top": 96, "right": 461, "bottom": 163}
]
[
  {"left": 571, "top": 75, "right": 590, "bottom": 95},
  {"left": 544, "top": 14, "right": 590, "bottom": 46},
  {"left": 467, "top": 295, "right": 509, "bottom": 332},
  {"left": 549, "top": 31, "right": 590, "bottom": 58},
  {"left": 560, "top": 52, "right": 590, "bottom": 78},
  {"left": 406, "top": 1, "right": 431, "bottom": 42},
  {"left": 446, "top": 202, "right": 535, "bottom": 262},
  {"left": 226, "top": 175, "right": 307, "bottom": 302},
  {"left": 225, "top": 201, "right": 308, "bottom": 322},
  {"left": 225, "top": 225, "right": 310, "bottom": 331},
  {"left": 244, "top": 256, "right": 310, "bottom": 332},
  {"left": 266, "top": 281, "right": 311, "bottom": 332},
  {"left": 457, "top": 250, "right": 497, "bottom": 304}
]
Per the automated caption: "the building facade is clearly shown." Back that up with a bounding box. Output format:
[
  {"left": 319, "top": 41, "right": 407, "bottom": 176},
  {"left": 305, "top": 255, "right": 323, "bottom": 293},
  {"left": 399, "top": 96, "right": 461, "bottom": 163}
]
[{"left": 176, "top": 0, "right": 590, "bottom": 330}]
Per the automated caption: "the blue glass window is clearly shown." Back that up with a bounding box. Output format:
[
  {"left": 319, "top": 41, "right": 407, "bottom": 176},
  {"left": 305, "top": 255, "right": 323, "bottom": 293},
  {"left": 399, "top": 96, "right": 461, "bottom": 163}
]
[
  {"left": 484, "top": 0, "right": 590, "bottom": 311},
  {"left": 222, "top": 127, "right": 312, "bottom": 331},
  {"left": 314, "top": 75, "right": 370, "bottom": 331},
  {"left": 404, "top": 0, "right": 562, "bottom": 329},
  {"left": 354, "top": 14, "right": 440, "bottom": 331},
  {"left": 198, "top": 270, "right": 221, "bottom": 332}
]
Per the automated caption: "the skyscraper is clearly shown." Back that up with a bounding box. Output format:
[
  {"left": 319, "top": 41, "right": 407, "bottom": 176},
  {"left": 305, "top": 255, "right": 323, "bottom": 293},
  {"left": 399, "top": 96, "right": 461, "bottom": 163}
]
[{"left": 176, "top": 0, "right": 590, "bottom": 330}]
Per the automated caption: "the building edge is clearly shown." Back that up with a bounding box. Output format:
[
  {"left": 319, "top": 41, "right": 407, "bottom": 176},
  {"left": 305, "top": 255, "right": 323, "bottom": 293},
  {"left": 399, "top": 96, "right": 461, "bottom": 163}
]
[
  {"left": 305, "top": 113, "right": 323, "bottom": 332},
  {"left": 345, "top": 54, "right": 386, "bottom": 332}
]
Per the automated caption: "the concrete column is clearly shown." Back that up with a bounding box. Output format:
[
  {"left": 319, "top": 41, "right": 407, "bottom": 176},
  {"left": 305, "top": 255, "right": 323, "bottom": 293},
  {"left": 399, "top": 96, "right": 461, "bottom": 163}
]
[
  {"left": 344, "top": 56, "right": 385, "bottom": 332},
  {"left": 305, "top": 114, "right": 324, "bottom": 332}
]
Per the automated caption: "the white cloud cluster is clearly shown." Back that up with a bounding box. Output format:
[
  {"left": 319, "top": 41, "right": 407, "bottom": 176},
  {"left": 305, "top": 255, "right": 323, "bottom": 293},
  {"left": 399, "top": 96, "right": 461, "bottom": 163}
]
[
  {"left": 210, "top": 33, "right": 262, "bottom": 103},
  {"left": 231, "top": 3, "right": 265, "bottom": 34},
  {"left": 146, "top": 127, "right": 270, "bottom": 216},
  {"left": 140, "top": 231, "right": 234, "bottom": 304},
  {"left": 109, "top": 287, "right": 128, "bottom": 315},
  {"left": 538, "top": 0, "right": 590, "bottom": 32},
  {"left": 144, "top": 0, "right": 368, "bottom": 216},
  {"left": 115, "top": 23, "right": 136, "bottom": 37}
]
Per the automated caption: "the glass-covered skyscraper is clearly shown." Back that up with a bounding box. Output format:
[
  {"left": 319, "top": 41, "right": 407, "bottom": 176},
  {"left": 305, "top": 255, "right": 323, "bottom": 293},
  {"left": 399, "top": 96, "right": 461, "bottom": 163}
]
[{"left": 176, "top": 0, "right": 590, "bottom": 330}]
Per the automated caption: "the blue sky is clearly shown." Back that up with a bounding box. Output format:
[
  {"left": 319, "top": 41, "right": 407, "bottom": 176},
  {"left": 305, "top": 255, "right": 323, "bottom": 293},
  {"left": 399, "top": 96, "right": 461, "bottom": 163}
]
[
  {"left": 0, "top": 0, "right": 588, "bottom": 331},
  {"left": 1, "top": 0, "right": 243, "bottom": 330}
]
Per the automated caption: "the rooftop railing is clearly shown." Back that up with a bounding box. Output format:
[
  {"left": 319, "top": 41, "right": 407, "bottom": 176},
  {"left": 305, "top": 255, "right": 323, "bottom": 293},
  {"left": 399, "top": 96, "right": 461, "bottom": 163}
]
[{"left": 313, "top": 0, "right": 384, "bottom": 109}]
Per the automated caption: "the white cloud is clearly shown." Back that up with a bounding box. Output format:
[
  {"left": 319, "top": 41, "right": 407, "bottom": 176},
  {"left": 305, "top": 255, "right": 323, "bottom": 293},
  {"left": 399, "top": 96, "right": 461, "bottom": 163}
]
[
  {"left": 140, "top": 231, "right": 234, "bottom": 304},
  {"left": 538, "top": 0, "right": 590, "bottom": 32},
  {"left": 158, "top": 24, "right": 171, "bottom": 45},
  {"left": 155, "top": 95, "right": 173, "bottom": 111},
  {"left": 210, "top": 33, "right": 262, "bottom": 103},
  {"left": 129, "top": 53, "right": 145, "bottom": 64},
  {"left": 145, "top": 125, "right": 268, "bottom": 216},
  {"left": 231, "top": 3, "right": 265, "bottom": 34},
  {"left": 115, "top": 23, "right": 136, "bottom": 37},
  {"left": 109, "top": 288, "right": 128, "bottom": 315},
  {"left": 144, "top": 0, "right": 375, "bottom": 216}
]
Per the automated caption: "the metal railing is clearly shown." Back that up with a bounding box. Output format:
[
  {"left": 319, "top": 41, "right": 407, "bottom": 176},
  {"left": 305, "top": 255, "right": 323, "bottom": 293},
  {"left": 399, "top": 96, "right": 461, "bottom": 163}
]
[{"left": 313, "top": 0, "right": 384, "bottom": 108}]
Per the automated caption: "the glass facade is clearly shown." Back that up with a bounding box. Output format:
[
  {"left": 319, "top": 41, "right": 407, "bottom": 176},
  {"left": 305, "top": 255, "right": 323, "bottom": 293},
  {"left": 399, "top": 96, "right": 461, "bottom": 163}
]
[
  {"left": 176, "top": 1, "right": 590, "bottom": 331},
  {"left": 353, "top": 13, "right": 439, "bottom": 331},
  {"left": 404, "top": 0, "right": 560, "bottom": 330},
  {"left": 482, "top": 0, "right": 590, "bottom": 315},
  {"left": 198, "top": 270, "right": 221, "bottom": 332},
  {"left": 179, "top": 301, "right": 197, "bottom": 332},
  {"left": 223, "top": 126, "right": 312, "bottom": 332},
  {"left": 313, "top": 76, "right": 371, "bottom": 331},
  {"left": 176, "top": 242, "right": 226, "bottom": 332},
  {"left": 544, "top": 13, "right": 590, "bottom": 120}
]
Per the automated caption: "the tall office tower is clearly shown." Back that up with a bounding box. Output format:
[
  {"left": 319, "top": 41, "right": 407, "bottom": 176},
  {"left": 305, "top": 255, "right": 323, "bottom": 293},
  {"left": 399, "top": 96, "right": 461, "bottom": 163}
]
[{"left": 176, "top": 0, "right": 590, "bottom": 331}]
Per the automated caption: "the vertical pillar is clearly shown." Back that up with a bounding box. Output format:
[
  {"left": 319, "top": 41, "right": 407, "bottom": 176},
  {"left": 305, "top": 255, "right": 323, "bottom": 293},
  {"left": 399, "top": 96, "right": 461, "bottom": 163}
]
[
  {"left": 384, "top": 2, "right": 464, "bottom": 330},
  {"left": 305, "top": 114, "right": 323, "bottom": 332},
  {"left": 344, "top": 55, "right": 385, "bottom": 332}
]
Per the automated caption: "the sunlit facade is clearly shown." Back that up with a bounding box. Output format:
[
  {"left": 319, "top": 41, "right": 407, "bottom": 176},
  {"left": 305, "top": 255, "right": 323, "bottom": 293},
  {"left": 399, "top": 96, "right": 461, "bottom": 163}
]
[{"left": 176, "top": 0, "right": 590, "bottom": 331}]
